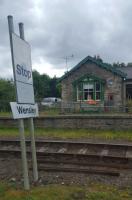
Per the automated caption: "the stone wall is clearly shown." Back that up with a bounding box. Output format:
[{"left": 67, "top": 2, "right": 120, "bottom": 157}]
[
  {"left": 61, "top": 62, "right": 124, "bottom": 106},
  {"left": 1, "top": 116, "right": 132, "bottom": 130}
]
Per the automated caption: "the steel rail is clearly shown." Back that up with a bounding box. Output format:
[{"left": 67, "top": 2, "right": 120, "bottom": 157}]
[{"left": 1, "top": 139, "right": 132, "bottom": 176}]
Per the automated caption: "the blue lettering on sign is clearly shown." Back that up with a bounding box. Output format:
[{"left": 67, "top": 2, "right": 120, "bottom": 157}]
[{"left": 16, "top": 64, "right": 31, "bottom": 79}]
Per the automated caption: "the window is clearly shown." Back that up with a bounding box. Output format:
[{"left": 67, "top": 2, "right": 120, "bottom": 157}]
[
  {"left": 83, "top": 83, "right": 94, "bottom": 100},
  {"left": 77, "top": 83, "right": 83, "bottom": 101},
  {"left": 76, "top": 79, "right": 103, "bottom": 101},
  {"left": 126, "top": 84, "right": 132, "bottom": 100},
  {"left": 95, "top": 82, "right": 101, "bottom": 100}
]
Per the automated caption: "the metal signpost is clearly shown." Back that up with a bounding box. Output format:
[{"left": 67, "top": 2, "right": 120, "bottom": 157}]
[{"left": 8, "top": 15, "right": 38, "bottom": 190}]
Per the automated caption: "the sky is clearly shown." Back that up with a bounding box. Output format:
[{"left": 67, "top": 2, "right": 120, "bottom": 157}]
[{"left": 1, "top": 0, "right": 132, "bottom": 78}]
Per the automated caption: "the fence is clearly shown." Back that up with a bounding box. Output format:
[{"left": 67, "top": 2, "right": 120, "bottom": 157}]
[
  {"left": 1, "top": 100, "right": 132, "bottom": 115},
  {"left": 38, "top": 101, "right": 132, "bottom": 115}
]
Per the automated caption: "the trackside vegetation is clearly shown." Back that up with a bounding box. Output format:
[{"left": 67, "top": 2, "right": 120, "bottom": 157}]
[
  {"left": 0, "top": 127, "right": 132, "bottom": 141},
  {"left": 0, "top": 182, "right": 132, "bottom": 200},
  {"left": 0, "top": 72, "right": 61, "bottom": 112}
]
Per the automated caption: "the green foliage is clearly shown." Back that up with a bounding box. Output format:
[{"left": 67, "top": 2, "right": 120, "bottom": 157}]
[
  {"left": 0, "top": 71, "right": 61, "bottom": 111},
  {"left": 0, "top": 182, "right": 132, "bottom": 200},
  {"left": 0, "top": 79, "right": 15, "bottom": 112},
  {"left": 113, "top": 62, "right": 126, "bottom": 68},
  {"left": 0, "top": 71, "right": 62, "bottom": 112},
  {"left": 126, "top": 100, "right": 132, "bottom": 113},
  {"left": 1, "top": 127, "right": 132, "bottom": 141},
  {"left": 50, "top": 76, "right": 61, "bottom": 98},
  {"left": 32, "top": 71, "right": 51, "bottom": 100},
  {"left": 32, "top": 71, "right": 61, "bottom": 101},
  {"left": 127, "top": 63, "right": 132, "bottom": 67},
  {"left": 0, "top": 182, "right": 7, "bottom": 198},
  {"left": 56, "top": 82, "right": 61, "bottom": 97},
  {"left": 32, "top": 70, "right": 41, "bottom": 100},
  {"left": 39, "top": 74, "right": 51, "bottom": 99}
]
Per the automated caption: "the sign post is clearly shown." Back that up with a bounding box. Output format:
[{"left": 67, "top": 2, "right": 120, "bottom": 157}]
[
  {"left": 18, "top": 22, "right": 38, "bottom": 182},
  {"left": 8, "top": 15, "right": 38, "bottom": 190}
]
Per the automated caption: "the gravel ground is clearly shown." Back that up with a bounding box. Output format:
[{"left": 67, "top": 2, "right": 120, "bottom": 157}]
[
  {"left": 1, "top": 157, "right": 132, "bottom": 187},
  {"left": 1, "top": 136, "right": 132, "bottom": 187}
]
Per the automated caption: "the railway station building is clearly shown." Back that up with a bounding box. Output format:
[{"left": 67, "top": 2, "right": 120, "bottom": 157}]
[{"left": 60, "top": 55, "right": 132, "bottom": 111}]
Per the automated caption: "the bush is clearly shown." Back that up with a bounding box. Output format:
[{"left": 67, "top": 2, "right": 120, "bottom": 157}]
[{"left": 126, "top": 100, "right": 132, "bottom": 113}]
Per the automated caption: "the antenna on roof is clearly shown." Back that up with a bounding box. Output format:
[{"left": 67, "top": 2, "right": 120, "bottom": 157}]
[{"left": 63, "top": 54, "right": 74, "bottom": 72}]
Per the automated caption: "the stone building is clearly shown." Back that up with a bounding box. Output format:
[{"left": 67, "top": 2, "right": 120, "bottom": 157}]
[{"left": 60, "top": 56, "right": 132, "bottom": 110}]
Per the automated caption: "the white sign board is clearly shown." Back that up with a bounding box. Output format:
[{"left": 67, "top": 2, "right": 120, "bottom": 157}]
[
  {"left": 10, "top": 102, "right": 38, "bottom": 119},
  {"left": 12, "top": 33, "right": 34, "bottom": 104}
]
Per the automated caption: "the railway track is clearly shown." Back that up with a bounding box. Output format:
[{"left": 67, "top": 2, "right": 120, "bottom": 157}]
[{"left": 1, "top": 139, "right": 132, "bottom": 176}]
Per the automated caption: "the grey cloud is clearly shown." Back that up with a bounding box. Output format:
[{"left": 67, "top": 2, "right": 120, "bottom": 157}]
[{"left": 1, "top": 0, "right": 132, "bottom": 78}]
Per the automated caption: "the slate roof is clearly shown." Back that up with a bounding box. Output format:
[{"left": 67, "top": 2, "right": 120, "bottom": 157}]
[
  {"left": 116, "top": 66, "right": 132, "bottom": 80},
  {"left": 60, "top": 56, "right": 126, "bottom": 81}
]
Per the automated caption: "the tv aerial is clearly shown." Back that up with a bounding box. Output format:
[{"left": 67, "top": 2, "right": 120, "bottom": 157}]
[{"left": 63, "top": 54, "right": 74, "bottom": 72}]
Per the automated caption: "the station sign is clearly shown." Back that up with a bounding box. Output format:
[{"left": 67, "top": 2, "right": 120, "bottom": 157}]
[
  {"left": 10, "top": 102, "right": 38, "bottom": 119},
  {"left": 11, "top": 33, "right": 35, "bottom": 104}
]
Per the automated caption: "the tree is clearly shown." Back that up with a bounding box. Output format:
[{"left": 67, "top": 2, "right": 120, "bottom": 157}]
[
  {"left": 0, "top": 79, "right": 15, "bottom": 111},
  {"left": 127, "top": 63, "right": 132, "bottom": 67},
  {"left": 49, "top": 76, "right": 61, "bottom": 97},
  {"left": 40, "top": 74, "right": 51, "bottom": 98},
  {"left": 33, "top": 71, "right": 51, "bottom": 100},
  {"left": 32, "top": 70, "right": 61, "bottom": 101},
  {"left": 32, "top": 70, "right": 41, "bottom": 100},
  {"left": 56, "top": 82, "right": 61, "bottom": 97},
  {"left": 113, "top": 62, "right": 126, "bottom": 68}
]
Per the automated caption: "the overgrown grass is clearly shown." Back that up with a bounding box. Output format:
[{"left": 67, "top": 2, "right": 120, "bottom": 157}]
[
  {"left": 0, "top": 127, "right": 132, "bottom": 141},
  {"left": 0, "top": 112, "right": 11, "bottom": 117},
  {"left": 39, "top": 107, "right": 61, "bottom": 116},
  {"left": 1, "top": 110, "right": 132, "bottom": 117},
  {"left": 0, "top": 182, "right": 132, "bottom": 200}
]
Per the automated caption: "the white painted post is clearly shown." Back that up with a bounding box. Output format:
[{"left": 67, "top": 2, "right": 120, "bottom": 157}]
[
  {"left": 18, "top": 119, "right": 30, "bottom": 190},
  {"left": 28, "top": 118, "right": 38, "bottom": 181},
  {"left": 8, "top": 15, "right": 30, "bottom": 190},
  {"left": 18, "top": 22, "right": 38, "bottom": 182}
]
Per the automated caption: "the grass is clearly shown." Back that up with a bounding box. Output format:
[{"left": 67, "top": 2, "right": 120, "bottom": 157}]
[
  {"left": 0, "top": 127, "right": 132, "bottom": 141},
  {"left": 0, "top": 112, "right": 12, "bottom": 117},
  {"left": 1, "top": 110, "right": 132, "bottom": 117},
  {"left": 39, "top": 107, "right": 61, "bottom": 116},
  {"left": 0, "top": 182, "right": 132, "bottom": 200}
]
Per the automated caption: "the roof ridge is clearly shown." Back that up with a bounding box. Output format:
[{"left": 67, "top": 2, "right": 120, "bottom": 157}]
[
  {"left": 59, "top": 55, "right": 126, "bottom": 81},
  {"left": 85, "top": 56, "right": 126, "bottom": 77}
]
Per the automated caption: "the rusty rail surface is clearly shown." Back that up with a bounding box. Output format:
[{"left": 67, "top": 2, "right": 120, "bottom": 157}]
[{"left": 1, "top": 139, "right": 132, "bottom": 176}]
